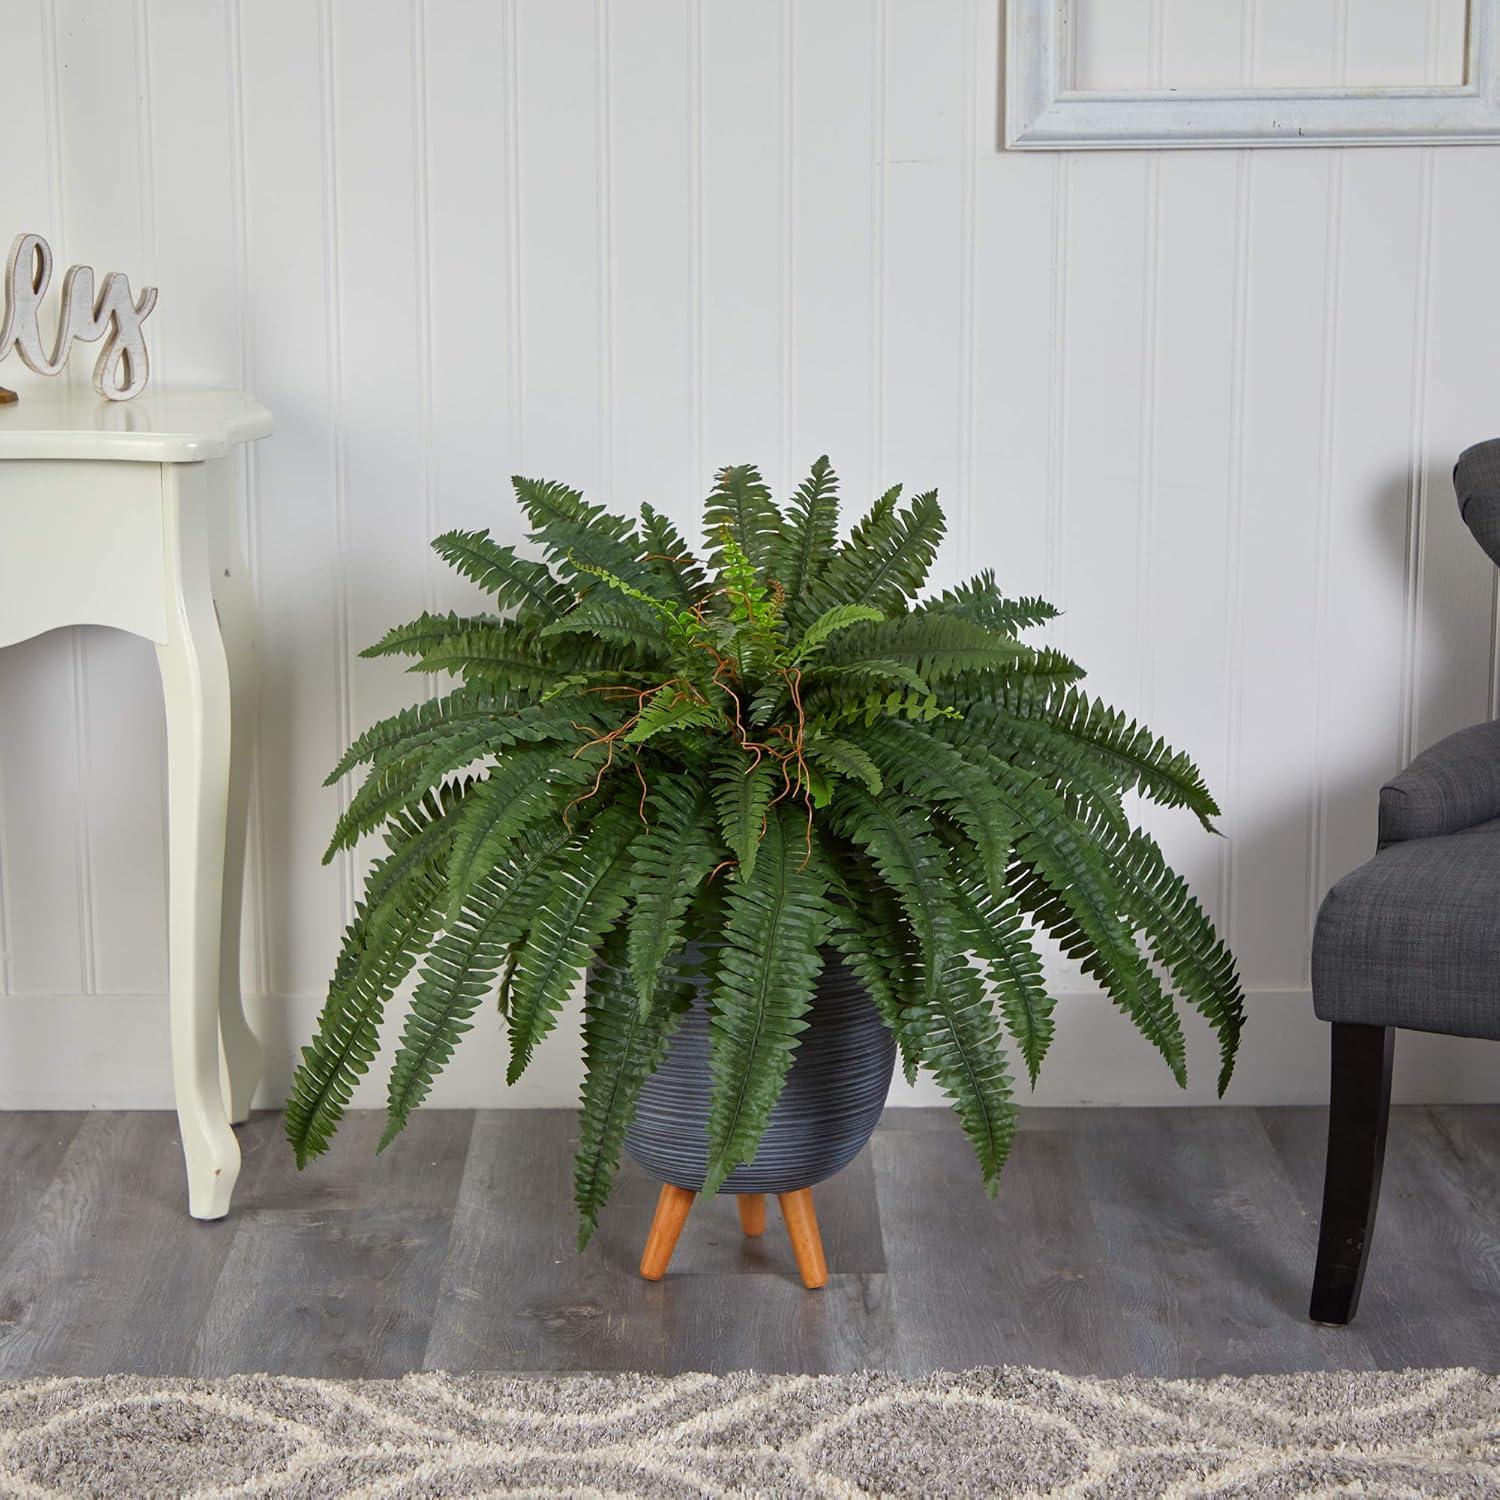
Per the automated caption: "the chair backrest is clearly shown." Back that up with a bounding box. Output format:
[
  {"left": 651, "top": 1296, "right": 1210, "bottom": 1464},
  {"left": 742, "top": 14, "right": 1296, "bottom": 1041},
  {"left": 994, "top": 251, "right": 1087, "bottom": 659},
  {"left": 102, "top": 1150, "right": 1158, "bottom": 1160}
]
[{"left": 1455, "top": 439, "right": 1500, "bottom": 566}]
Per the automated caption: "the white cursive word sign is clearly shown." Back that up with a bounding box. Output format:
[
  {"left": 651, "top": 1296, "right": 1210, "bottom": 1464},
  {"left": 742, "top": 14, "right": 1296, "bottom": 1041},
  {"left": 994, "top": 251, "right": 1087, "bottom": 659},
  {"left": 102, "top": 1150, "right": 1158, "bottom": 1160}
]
[{"left": 0, "top": 233, "right": 158, "bottom": 404}]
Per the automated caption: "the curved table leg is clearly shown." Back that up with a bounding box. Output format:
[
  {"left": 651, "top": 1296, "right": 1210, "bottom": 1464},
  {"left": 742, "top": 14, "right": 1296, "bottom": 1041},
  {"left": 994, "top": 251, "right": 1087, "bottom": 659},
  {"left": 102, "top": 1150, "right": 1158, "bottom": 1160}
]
[
  {"left": 156, "top": 484, "right": 241, "bottom": 1221},
  {"left": 214, "top": 550, "right": 262, "bottom": 1124}
]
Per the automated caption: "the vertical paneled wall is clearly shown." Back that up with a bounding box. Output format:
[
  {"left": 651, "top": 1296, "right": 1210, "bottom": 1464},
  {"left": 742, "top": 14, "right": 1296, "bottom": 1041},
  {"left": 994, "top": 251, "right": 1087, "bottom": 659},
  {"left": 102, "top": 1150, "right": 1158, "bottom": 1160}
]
[{"left": 0, "top": 0, "right": 1497, "bottom": 1107}]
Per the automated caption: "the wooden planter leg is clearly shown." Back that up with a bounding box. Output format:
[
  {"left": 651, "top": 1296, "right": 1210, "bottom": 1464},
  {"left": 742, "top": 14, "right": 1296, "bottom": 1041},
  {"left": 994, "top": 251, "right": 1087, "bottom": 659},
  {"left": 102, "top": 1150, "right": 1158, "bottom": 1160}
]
[
  {"left": 737, "top": 1194, "right": 767, "bottom": 1237},
  {"left": 778, "top": 1188, "right": 829, "bottom": 1289},
  {"left": 640, "top": 1184, "right": 695, "bottom": 1282}
]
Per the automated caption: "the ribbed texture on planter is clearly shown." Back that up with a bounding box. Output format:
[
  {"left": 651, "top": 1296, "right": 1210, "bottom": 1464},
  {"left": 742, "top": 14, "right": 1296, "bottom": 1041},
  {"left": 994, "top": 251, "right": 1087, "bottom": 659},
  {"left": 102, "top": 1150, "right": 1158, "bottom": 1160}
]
[{"left": 621, "top": 947, "right": 896, "bottom": 1195}]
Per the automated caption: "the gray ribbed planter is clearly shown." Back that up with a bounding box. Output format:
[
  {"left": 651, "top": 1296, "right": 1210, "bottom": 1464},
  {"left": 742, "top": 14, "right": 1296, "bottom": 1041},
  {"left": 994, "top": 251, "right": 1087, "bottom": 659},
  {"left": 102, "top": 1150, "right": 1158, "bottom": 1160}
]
[{"left": 621, "top": 946, "right": 896, "bottom": 1195}]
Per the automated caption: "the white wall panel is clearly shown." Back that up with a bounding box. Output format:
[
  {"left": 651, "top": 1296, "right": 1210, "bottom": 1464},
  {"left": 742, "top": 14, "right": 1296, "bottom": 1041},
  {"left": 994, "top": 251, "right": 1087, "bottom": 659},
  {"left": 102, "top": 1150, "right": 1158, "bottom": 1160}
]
[{"left": 0, "top": 0, "right": 1498, "bottom": 1108}]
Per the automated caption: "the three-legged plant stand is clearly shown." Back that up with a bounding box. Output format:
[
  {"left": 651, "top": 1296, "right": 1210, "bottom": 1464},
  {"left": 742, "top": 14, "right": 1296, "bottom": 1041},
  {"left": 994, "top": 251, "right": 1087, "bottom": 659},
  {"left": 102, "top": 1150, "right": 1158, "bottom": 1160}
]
[{"left": 639, "top": 1186, "right": 829, "bottom": 1288}]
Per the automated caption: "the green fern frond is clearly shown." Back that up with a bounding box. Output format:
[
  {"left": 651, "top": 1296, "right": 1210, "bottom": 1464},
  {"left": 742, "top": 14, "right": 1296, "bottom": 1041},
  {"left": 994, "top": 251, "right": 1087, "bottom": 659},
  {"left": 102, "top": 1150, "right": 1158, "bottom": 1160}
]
[
  {"left": 624, "top": 686, "right": 722, "bottom": 745},
  {"left": 807, "top": 487, "right": 944, "bottom": 619},
  {"left": 539, "top": 594, "right": 677, "bottom": 658},
  {"left": 821, "top": 614, "right": 1025, "bottom": 683},
  {"left": 1104, "top": 826, "right": 1244, "bottom": 1095},
  {"left": 441, "top": 746, "right": 603, "bottom": 922},
  {"left": 983, "top": 686, "right": 1221, "bottom": 830},
  {"left": 703, "top": 805, "right": 833, "bottom": 1194},
  {"left": 922, "top": 571, "right": 1059, "bottom": 635},
  {"left": 710, "top": 753, "right": 780, "bottom": 883},
  {"left": 772, "top": 455, "right": 839, "bottom": 605},
  {"left": 506, "top": 808, "right": 642, "bottom": 1084},
  {"left": 430, "top": 529, "right": 573, "bottom": 620},
  {"left": 904, "top": 954, "right": 1018, "bottom": 1193},
  {"left": 791, "top": 603, "right": 885, "bottom": 663},
  {"left": 286, "top": 852, "right": 448, "bottom": 1166},
  {"left": 803, "top": 734, "right": 883, "bottom": 796},
  {"left": 363, "top": 610, "right": 505, "bottom": 662},
  {"left": 851, "top": 717, "right": 1018, "bottom": 892},
  {"left": 413, "top": 621, "right": 581, "bottom": 692},
  {"left": 639, "top": 502, "right": 710, "bottom": 606},
  {"left": 946, "top": 842, "right": 1054, "bottom": 1086},
  {"left": 993, "top": 766, "right": 1188, "bottom": 1086},
  {"left": 774, "top": 453, "right": 846, "bottom": 612},
  {"left": 379, "top": 816, "right": 584, "bottom": 1149},
  {"left": 512, "top": 474, "right": 648, "bottom": 587},
  {"left": 575, "top": 930, "right": 691, "bottom": 1248},
  {"left": 627, "top": 774, "right": 724, "bottom": 1012},
  {"left": 703, "top": 463, "right": 781, "bottom": 574}
]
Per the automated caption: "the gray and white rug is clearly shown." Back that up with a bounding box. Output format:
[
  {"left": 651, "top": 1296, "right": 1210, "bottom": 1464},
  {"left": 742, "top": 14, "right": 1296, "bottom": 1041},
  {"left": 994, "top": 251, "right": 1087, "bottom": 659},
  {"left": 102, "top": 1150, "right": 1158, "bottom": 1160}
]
[{"left": 2, "top": 1366, "right": 1495, "bottom": 1498}]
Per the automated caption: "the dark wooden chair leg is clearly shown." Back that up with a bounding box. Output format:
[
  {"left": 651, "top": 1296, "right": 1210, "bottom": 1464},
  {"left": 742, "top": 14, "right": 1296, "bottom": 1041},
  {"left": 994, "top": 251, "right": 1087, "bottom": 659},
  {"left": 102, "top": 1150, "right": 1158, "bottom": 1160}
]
[{"left": 1310, "top": 1022, "right": 1395, "bottom": 1325}]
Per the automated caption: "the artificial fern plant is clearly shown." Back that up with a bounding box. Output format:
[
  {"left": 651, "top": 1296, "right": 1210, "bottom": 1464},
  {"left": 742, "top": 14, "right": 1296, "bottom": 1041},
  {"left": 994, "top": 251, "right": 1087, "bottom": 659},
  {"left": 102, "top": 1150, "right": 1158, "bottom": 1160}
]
[{"left": 287, "top": 459, "right": 1243, "bottom": 1246}]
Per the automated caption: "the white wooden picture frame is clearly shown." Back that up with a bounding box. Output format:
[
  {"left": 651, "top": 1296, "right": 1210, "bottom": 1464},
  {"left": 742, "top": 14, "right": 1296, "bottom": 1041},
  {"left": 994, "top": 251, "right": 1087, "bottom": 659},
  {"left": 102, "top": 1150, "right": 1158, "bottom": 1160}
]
[{"left": 1005, "top": 0, "right": 1500, "bottom": 149}]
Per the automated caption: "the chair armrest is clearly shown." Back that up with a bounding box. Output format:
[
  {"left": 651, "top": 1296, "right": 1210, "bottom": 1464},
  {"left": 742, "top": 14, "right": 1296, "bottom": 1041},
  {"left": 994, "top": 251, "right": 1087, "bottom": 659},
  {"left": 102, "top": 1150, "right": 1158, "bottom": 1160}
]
[
  {"left": 1379, "top": 718, "right": 1500, "bottom": 844},
  {"left": 1456, "top": 438, "right": 1500, "bottom": 566}
]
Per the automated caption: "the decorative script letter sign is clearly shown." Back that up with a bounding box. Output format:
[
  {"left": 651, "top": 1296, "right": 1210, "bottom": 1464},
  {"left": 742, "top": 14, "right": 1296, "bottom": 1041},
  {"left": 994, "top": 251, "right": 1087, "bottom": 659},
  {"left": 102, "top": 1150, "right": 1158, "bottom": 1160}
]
[{"left": 0, "top": 233, "right": 158, "bottom": 405}]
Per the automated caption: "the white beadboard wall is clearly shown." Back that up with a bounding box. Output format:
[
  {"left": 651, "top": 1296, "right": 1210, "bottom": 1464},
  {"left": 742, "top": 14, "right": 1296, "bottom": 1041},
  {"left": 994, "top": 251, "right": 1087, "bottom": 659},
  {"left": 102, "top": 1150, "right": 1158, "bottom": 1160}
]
[{"left": 0, "top": 0, "right": 1498, "bottom": 1111}]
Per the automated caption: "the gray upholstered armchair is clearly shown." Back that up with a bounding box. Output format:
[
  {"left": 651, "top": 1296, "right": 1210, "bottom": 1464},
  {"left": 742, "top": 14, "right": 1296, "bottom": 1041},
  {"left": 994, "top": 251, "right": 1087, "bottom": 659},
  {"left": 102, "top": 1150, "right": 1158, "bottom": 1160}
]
[{"left": 1309, "top": 438, "right": 1500, "bottom": 1325}]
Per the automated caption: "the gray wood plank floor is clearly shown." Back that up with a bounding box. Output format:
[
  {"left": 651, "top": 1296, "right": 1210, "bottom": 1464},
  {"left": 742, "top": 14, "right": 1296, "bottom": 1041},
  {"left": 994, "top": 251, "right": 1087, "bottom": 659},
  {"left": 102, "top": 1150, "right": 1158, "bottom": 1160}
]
[{"left": 0, "top": 1106, "right": 1495, "bottom": 1379}]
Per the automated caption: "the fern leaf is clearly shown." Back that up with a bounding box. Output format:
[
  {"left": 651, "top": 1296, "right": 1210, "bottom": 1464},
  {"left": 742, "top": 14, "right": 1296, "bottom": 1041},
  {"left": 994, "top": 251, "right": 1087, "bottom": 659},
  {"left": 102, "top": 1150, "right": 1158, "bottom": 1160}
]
[
  {"left": 905, "top": 954, "right": 1018, "bottom": 1192},
  {"left": 772, "top": 455, "right": 839, "bottom": 604},
  {"left": 814, "top": 832, "right": 920, "bottom": 1082},
  {"left": 506, "top": 807, "right": 642, "bottom": 1084},
  {"left": 822, "top": 614, "right": 1025, "bottom": 683},
  {"left": 380, "top": 818, "right": 581, "bottom": 1147},
  {"left": 985, "top": 685, "right": 1221, "bottom": 830},
  {"left": 803, "top": 734, "right": 883, "bottom": 796},
  {"left": 804, "top": 488, "right": 944, "bottom": 621},
  {"left": 1106, "top": 826, "right": 1244, "bottom": 1095},
  {"left": 412, "top": 620, "right": 580, "bottom": 692},
  {"left": 624, "top": 687, "right": 721, "bottom": 745},
  {"left": 512, "top": 475, "right": 648, "bottom": 587},
  {"left": 921, "top": 571, "right": 1059, "bottom": 635},
  {"left": 710, "top": 752, "right": 780, "bottom": 883},
  {"left": 362, "top": 610, "right": 505, "bottom": 662},
  {"left": 703, "top": 463, "right": 781, "bottom": 574},
  {"left": 430, "top": 529, "right": 573, "bottom": 620},
  {"left": 984, "top": 760, "right": 1188, "bottom": 1086},
  {"left": 575, "top": 929, "right": 690, "bottom": 1247},
  {"left": 850, "top": 717, "right": 1018, "bottom": 892},
  {"left": 442, "top": 746, "right": 602, "bottom": 921},
  {"left": 639, "top": 502, "right": 710, "bottom": 606},
  {"left": 539, "top": 595, "right": 676, "bottom": 659},
  {"left": 791, "top": 603, "right": 884, "bottom": 663},
  {"left": 703, "top": 805, "right": 833, "bottom": 1193},
  {"left": 285, "top": 853, "right": 447, "bottom": 1166},
  {"left": 946, "top": 843, "right": 1054, "bottom": 1085},
  {"left": 627, "top": 774, "right": 724, "bottom": 1011}
]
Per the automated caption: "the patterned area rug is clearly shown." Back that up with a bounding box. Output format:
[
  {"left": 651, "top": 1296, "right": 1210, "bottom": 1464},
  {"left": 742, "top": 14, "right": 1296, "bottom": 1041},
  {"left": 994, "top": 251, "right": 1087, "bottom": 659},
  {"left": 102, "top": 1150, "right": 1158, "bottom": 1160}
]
[{"left": 1, "top": 1366, "right": 1495, "bottom": 1498}]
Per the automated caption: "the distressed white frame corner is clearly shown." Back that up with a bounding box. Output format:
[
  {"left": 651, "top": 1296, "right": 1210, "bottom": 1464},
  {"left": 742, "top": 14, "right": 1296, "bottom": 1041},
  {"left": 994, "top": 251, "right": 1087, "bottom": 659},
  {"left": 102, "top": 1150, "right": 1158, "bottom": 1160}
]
[{"left": 1006, "top": 0, "right": 1500, "bottom": 149}]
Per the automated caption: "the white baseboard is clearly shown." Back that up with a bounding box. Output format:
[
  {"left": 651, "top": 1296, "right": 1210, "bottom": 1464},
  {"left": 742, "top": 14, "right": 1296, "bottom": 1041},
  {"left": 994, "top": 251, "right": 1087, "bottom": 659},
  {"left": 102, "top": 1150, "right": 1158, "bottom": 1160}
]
[{"left": 0, "top": 986, "right": 1495, "bottom": 1110}]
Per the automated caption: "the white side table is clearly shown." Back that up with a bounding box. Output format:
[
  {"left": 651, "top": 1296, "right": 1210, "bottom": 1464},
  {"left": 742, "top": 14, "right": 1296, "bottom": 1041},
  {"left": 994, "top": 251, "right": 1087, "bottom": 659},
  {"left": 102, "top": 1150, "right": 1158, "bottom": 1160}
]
[{"left": 0, "top": 388, "right": 272, "bottom": 1219}]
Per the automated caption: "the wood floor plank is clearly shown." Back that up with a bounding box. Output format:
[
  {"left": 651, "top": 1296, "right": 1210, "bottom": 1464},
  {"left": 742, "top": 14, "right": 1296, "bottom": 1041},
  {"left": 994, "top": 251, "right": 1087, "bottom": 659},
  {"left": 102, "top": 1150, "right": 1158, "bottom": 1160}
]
[
  {"left": 1261, "top": 1104, "right": 1500, "bottom": 1370},
  {"left": 234, "top": 1107, "right": 476, "bottom": 1214},
  {"left": 190, "top": 1209, "right": 455, "bottom": 1377},
  {"left": 0, "top": 1106, "right": 1494, "bottom": 1378},
  {"left": 0, "top": 1113, "right": 238, "bottom": 1376},
  {"left": 423, "top": 1111, "right": 894, "bottom": 1374},
  {"left": 0, "top": 1112, "right": 84, "bottom": 1268},
  {"left": 1054, "top": 1108, "right": 1377, "bottom": 1377},
  {"left": 876, "top": 1111, "right": 1137, "bottom": 1377},
  {"left": 186, "top": 1109, "right": 476, "bottom": 1378}
]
